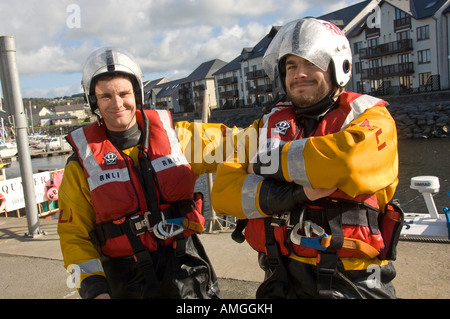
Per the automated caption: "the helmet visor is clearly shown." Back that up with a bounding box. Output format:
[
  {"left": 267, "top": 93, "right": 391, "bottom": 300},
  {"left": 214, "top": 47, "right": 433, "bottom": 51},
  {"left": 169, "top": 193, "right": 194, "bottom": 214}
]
[{"left": 82, "top": 47, "right": 143, "bottom": 94}]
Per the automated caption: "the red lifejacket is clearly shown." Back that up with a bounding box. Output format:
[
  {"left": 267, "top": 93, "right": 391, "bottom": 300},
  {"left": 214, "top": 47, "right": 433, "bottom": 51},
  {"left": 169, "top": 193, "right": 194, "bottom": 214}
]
[
  {"left": 246, "top": 92, "right": 387, "bottom": 258},
  {"left": 66, "top": 109, "right": 203, "bottom": 258}
]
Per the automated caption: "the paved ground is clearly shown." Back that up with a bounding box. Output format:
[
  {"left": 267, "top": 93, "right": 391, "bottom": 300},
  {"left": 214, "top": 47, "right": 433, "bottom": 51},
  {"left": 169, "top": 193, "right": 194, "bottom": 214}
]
[{"left": 0, "top": 217, "right": 449, "bottom": 299}]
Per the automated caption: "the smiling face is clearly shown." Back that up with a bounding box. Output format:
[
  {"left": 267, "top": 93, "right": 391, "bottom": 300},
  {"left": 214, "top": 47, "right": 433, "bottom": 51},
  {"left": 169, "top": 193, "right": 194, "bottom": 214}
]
[
  {"left": 284, "top": 54, "right": 334, "bottom": 109},
  {"left": 94, "top": 75, "right": 137, "bottom": 132}
]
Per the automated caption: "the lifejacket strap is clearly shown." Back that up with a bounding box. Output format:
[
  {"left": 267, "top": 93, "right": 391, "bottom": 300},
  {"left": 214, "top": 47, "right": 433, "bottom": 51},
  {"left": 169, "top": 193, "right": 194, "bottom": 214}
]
[
  {"left": 325, "top": 208, "right": 344, "bottom": 251},
  {"left": 263, "top": 218, "right": 292, "bottom": 297},
  {"left": 316, "top": 251, "right": 339, "bottom": 299}
]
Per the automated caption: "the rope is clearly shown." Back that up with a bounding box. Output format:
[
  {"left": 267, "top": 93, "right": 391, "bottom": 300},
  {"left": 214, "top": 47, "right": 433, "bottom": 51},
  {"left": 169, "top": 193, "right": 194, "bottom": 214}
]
[{"left": 399, "top": 236, "right": 450, "bottom": 244}]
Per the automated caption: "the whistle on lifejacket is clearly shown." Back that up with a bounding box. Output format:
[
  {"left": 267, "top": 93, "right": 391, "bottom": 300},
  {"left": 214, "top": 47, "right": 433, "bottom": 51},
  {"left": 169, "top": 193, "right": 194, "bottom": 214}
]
[{"left": 45, "top": 178, "right": 58, "bottom": 201}]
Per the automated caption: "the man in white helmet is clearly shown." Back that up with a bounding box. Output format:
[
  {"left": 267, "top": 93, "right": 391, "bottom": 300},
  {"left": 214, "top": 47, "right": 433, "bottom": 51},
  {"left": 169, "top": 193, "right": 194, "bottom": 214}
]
[
  {"left": 57, "top": 47, "right": 221, "bottom": 299},
  {"left": 212, "top": 18, "right": 401, "bottom": 298}
]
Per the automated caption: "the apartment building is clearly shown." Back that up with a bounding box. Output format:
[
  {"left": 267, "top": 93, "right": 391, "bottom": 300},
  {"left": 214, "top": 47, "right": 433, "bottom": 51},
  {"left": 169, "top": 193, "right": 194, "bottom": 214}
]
[
  {"left": 213, "top": 26, "right": 280, "bottom": 109},
  {"left": 344, "top": 0, "right": 450, "bottom": 95},
  {"left": 145, "top": 59, "right": 226, "bottom": 113},
  {"left": 145, "top": 0, "right": 450, "bottom": 113},
  {"left": 178, "top": 59, "right": 227, "bottom": 113}
]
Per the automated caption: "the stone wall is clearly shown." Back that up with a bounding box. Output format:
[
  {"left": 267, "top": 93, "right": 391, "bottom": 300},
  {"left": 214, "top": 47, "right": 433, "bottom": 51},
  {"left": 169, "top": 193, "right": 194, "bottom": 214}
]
[
  {"left": 173, "top": 91, "right": 450, "bottom": 139},
  {"left": 388, "top": 103, "right": 450, "bottom": 139}
]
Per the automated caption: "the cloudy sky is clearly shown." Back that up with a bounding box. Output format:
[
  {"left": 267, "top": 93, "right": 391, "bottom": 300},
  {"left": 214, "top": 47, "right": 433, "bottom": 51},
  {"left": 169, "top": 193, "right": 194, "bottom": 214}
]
[{"left": 0, "top": 0, "right": 363, "bottom": 98}]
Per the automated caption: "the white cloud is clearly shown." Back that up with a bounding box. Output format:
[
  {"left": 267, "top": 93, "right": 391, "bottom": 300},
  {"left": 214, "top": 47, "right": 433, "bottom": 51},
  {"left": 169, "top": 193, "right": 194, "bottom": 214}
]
[{"left": 0, "top": 0, "right": 362, "bottom": 97}]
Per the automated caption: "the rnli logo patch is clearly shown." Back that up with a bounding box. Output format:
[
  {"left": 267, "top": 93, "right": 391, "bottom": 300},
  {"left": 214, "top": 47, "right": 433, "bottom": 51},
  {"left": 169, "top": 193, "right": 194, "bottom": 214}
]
[
  {"left": 103, "top": 152, "right": 118, "bottom": 166},
  {"left": 274, "top": 120, "right": 291, "bottom": 135}
]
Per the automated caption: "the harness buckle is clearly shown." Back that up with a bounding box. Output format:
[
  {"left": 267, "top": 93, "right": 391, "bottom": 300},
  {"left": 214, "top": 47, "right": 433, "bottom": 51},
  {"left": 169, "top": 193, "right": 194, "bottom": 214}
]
[
  {"left": 153, "top": 211, "right": 185, "bottom": 240},
  {"left": 290, "top": 219, "right": 329, "bottom": 251},
  {"left": 129, "top": 212, "right": 151, "bottom": 236},
  {"left": 270, "top": 212, "right": 290, "bottom": 227}
]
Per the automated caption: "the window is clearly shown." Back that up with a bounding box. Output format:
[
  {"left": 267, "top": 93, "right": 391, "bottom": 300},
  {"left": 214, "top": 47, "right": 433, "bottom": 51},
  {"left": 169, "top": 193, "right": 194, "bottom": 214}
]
[
  {"left": 369, "top": 58, "right": 381, "bottom": 69},
  {"left": 399, "top": 75, "right": 412, "bottom": 89},
  {"left": 396, "top": 30, "right": 409, "bottom": 41},
  {"left": 417, "top": 25, "right": 430, "bottom": 41},
  {"left": 395, "top": 8, "right": 408, "bottom": 19},
  {"left": 370, "top": 79, "right": 382, "bottom": 92},
  {"left": 418, "top": 49, "right": 431, "bottom": 64},
  {"left": 353, "top": 41, "right": 363, "bottom": 54},
  {"left": 368, "top": 38, "right": 378, "bottom": 48},
  {"left": 356, "top": 81, "right": 366, "bottom": 93},
  {"left": 354, "top": 62, "right": 362, "bottom": 74},
  {"left": 398, "top": 53, "right": 410, "bottom": 64},
  {"left": 419, "top": 72, "right": 431, "bottom": 86},
  {"left": 425, "top": 1, "right": 437, "bottom": 9}
]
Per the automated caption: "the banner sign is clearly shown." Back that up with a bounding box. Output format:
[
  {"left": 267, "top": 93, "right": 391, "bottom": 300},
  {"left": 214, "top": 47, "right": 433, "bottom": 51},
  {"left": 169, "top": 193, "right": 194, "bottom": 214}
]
[{"left": 0, "top": 170, "right": 63, "bottom": 212}]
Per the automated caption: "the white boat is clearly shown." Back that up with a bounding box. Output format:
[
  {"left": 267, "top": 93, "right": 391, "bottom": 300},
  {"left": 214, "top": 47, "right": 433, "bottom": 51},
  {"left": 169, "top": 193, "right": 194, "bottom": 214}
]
[
  {"left": 400, "top": 176, "right": 450, "bottom": 242},
  {"left": 0, "top": 142, "right": 18, "bottom": 158}
]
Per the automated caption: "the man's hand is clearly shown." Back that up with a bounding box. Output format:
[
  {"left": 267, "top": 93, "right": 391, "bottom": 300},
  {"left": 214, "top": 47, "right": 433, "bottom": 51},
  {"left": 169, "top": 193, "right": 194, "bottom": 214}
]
[
  {"left": 247, "top": 162, "right": 255, "bottom": 174},
  {"left": 303, "top": 186, "right": 337, "bottom": 201},
  {"left": 94, "top": 293, "right": 111, "bottom": 299}
]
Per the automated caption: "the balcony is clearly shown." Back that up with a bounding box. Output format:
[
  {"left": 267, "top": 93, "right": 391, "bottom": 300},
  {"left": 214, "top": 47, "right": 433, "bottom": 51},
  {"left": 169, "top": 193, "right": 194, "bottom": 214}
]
[
  {"left": 394, "top": 16, "right": 411, "bottom": 31},
  {"left": 194, "top": 94, "right": 205, "bottom": 102},
  {"left": 193, "top": 84, "right": 205, "bottom": 91},
  {"left": 359, "top": 39, "right": 413, "bottom": 59},
  {"left": 155, "top": 101, "right": 168, "bottom": 108},
  {"left": 220, "top": 90, "right": 239, "bottom": 98},
  {"left": 178, "top": 87, "right": 190, "bottom": 95},
  {"left": 246, "top": 69, "right": 267, "bottom": 80},
  {"left": 365, "top": 27, "right": 380, "bottom": 39},
  {"left": 217, "top": 76, "right": 238, "bottom": 86},
  {"left": 361, "top": 62, "right": 414, "bottom": 80},
  {"left": 247, "top": 84, "right": 271, "bottom": 95}
]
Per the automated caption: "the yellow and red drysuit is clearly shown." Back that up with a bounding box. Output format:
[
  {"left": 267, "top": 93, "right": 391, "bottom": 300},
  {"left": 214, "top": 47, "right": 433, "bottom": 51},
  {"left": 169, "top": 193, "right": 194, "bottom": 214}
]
[
  {"left": 58, "top": 109, "right": 229, "bottom": 298},
  {"left": 211, "top": 92, "right": 400, "bottom": 298}
]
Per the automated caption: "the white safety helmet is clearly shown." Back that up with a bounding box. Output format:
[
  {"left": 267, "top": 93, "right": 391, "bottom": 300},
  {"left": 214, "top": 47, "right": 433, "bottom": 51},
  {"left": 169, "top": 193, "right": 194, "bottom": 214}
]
[
  {"left": 81, "top": 47, "right": 144, "bottom": 112},
  {"left": 263, "top": 18, "right": 352, "bottom": 91}
]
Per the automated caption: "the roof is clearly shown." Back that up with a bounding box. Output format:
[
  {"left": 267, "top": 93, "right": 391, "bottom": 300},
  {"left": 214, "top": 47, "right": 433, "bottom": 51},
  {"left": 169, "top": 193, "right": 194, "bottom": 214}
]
[
  {"left": 40, "top": 114, "right": 77, "bottom": 120},
  {"left": 184, "top": 59, "right": 227, "bottom": 82},
  {"left": 54, "top": 104, "right": 84, "bottom": 112},
  {"left": 343, "top": 0, "right": 450, "bottom": 38},
  {"left": 154, "top": 78, "right": 187, "bottom": 98},
  {"left": 212, "top": 54, "right": 243, "bottom": 75},
  {"left": 370, "top": 0, "right": 449, "bottom": 20},
  {"left": 143, "top": 78, "right": 169, "bottom": 92},
  {"left": 318, "top": 0, "right": 372, "bottom": 29},
  {"left": 212, "top": 26, "right": 281, "bottom": 76},
  {"left": 409, "top": 0, "right": 449, "bottom": 19}
]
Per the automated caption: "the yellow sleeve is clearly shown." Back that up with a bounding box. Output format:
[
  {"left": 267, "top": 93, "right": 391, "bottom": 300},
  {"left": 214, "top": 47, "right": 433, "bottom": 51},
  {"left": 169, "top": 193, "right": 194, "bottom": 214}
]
[
  {"left": 211, "top": 120, "right": 270, "bottom": 220},
  {"left": 282, "top": 106, "right": 398, "bottom": 204},
  {"left": 57, "top": 159, "right": 106, "bottom": 284},
  {"left": 174, "top": 121, "right": 240, "bottom": 178}
]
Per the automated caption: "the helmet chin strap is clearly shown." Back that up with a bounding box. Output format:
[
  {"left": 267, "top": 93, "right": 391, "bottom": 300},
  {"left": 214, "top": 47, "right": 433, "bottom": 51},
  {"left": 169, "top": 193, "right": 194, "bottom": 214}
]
[
  {"left": 294, "top": 87, "right": 339, "bottom": 121},
  {"left": 293, "top": 87, "right": 342, "bottom": 137},
  {"left": 94, "top": 109, "right": 103, "bottom": 127}
]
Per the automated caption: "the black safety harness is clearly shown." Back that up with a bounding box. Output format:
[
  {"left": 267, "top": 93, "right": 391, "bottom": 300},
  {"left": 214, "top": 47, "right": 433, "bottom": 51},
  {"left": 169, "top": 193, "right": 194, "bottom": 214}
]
[
  {"left": 88, "top": 111, "right": 197, "bottom": 287},
  {"left": 232, "top": 198, "right": 381, "bottom": 298}
]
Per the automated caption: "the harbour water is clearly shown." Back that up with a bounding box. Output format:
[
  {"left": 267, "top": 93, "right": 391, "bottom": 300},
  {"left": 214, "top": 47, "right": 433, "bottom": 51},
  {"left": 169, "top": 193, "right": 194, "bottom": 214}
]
[{"left": 4, "top": 138, "right": 449, "bottom": 215}]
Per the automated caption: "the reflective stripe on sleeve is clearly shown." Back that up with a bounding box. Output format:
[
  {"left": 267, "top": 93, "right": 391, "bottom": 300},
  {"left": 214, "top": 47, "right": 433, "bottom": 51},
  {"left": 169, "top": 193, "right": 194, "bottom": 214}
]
[
  {"left": 241, "top": 174, "right": 265, "bottom": 219},
  {"left": 77, "top": 258, "right": 104, "bottom": 274},
  {"left": 285, "top": 139, "right": 312, "bottom": 188}
]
